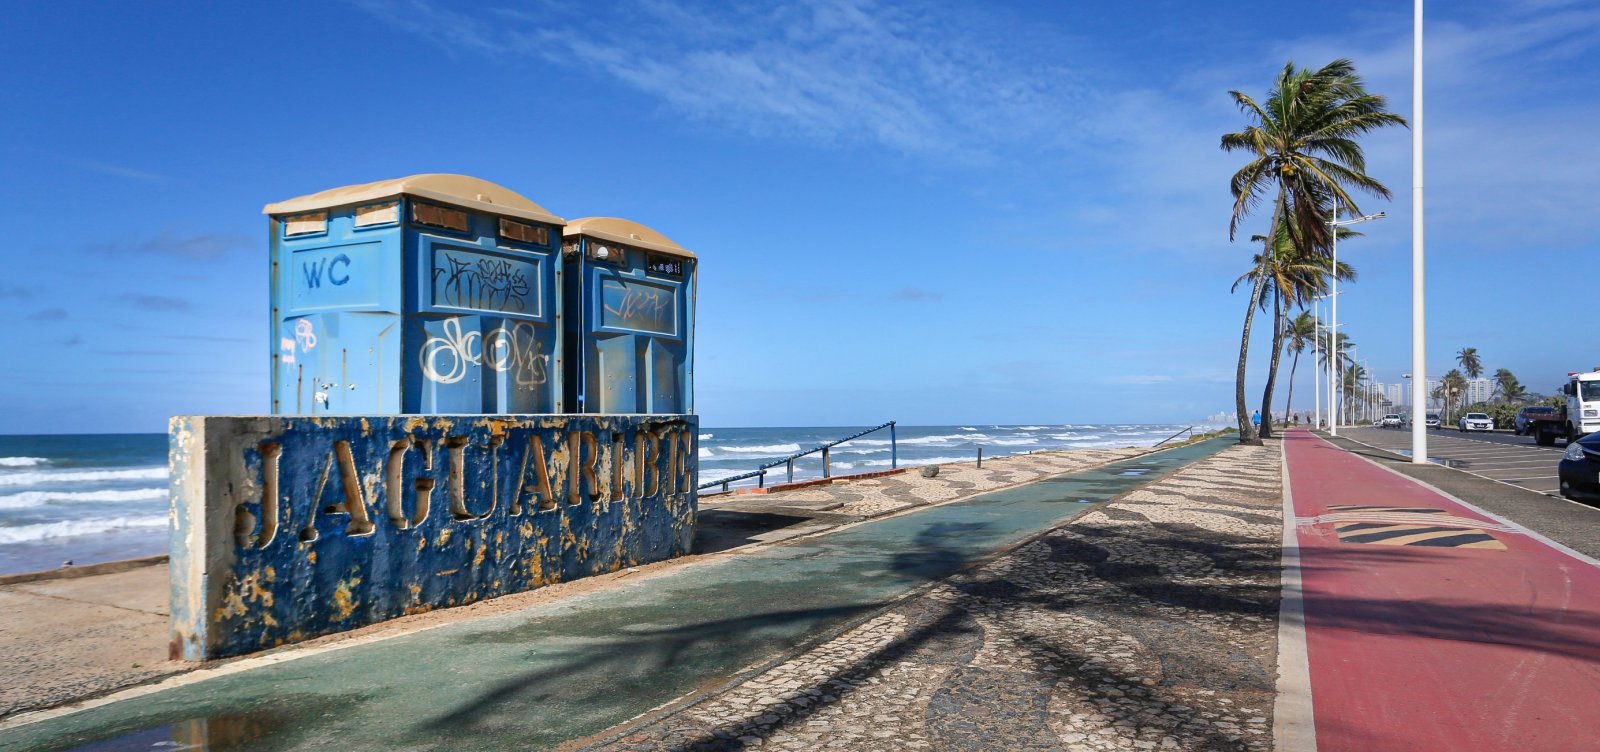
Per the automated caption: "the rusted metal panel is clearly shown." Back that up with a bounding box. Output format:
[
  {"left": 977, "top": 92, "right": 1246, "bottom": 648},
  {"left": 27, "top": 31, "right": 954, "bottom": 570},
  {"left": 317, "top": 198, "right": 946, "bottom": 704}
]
[{"left": 168, "top": 414, "right": 697, "bottom": 661}]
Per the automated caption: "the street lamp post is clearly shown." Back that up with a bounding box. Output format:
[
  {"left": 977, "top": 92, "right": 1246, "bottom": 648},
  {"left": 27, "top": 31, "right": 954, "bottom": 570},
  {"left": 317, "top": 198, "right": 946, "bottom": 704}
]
[
  {"left": 1328, "top": 202, "right": 1385, "bottom": 437},
  {"left": 1313, "top": 301, "right": 1322, "bottom": 430},
  {"left": 1411, "top": 0, "right": 1429, "bottom": 464}
]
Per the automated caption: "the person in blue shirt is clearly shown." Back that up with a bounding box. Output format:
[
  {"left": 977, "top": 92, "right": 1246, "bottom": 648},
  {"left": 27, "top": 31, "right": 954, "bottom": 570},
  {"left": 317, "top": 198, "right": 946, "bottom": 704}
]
[{"left": 1251, "top": 410, "right": 1262, "bottom": 430}]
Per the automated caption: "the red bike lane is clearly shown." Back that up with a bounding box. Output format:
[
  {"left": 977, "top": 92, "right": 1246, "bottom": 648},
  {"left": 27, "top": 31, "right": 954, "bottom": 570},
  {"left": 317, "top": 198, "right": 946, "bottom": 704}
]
[{"left": 1282, "top": 430, "right": 1600, "bottom": 752}]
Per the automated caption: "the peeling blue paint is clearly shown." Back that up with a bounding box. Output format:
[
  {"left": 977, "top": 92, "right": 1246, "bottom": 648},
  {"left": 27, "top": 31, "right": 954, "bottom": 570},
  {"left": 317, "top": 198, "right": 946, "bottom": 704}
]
[{"left": 170, "top": 414, "right": 696, "bottom": 661}]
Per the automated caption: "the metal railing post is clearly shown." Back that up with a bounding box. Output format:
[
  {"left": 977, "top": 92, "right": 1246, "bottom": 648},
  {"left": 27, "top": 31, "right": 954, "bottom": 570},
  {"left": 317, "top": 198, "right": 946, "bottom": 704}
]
[
  {"left": 890, "top": 422, "right": 898, "bottom": 469},
  {"left": 696, "top": 420, "right": 898, "bottom": 492},
  {"left": 977, "top": 447, "right": 983, "bottom": 468}
]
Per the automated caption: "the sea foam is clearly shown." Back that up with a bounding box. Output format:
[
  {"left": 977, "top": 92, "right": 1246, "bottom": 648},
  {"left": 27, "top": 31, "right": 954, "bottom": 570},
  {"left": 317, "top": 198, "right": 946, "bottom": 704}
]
[
  {"left": 0, "top": 467, "right": 168, "bottom": 486},
  {"left": 0, "top": 515, "right": 168, "bottom": 544},
  {"left": 0, "top": 488, "right": 167, "bottom": 510},
  {"left": 0, "top": 457, "right": 50, "bottom": 468}
]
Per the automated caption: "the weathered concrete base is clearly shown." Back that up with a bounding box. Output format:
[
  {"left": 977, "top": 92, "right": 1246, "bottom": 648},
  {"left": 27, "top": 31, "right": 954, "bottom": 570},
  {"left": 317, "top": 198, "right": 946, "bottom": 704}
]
[{"left": 169, "top": 414, "right": 696, "bottom": 660}]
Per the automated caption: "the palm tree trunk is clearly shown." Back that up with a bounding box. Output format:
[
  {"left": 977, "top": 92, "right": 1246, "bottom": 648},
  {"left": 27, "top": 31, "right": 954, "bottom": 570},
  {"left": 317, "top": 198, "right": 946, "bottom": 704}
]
[
  {"left": 1235, "top": 272, "right": 1267, "bottom": 445},
  {"left": 1234, "top": 189, "right": 1285, "bottom": 446},
  {"left": 1258, "top": 289, "right": 1286, "bottom": 438},
  {"left": 1284, "top": 348, "right": 1301, "bottom": 426}
]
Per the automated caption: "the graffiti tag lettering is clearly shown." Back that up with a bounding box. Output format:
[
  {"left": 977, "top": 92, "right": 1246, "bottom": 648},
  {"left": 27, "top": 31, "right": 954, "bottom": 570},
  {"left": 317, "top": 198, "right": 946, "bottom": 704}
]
[
  {"left": 602, "top": 284, "right": 673, "bottom": 334},
  {"left": 432, "top": 253, "right": 531, "bottom": 312},
  {"left": 420, "top": 318, "right": 549, "bottom": 387}
]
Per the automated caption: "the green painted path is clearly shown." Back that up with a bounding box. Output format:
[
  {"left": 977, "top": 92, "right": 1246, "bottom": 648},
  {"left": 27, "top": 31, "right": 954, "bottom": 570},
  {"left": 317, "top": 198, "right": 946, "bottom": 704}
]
[{"left": 10, "top": 439, "right": 1229, "bottom": 752}]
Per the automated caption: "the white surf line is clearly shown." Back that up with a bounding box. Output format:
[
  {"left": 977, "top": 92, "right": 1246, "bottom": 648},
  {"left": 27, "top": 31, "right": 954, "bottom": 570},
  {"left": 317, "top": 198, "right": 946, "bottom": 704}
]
[
  {"left": 1335, "top": 432, "right": 1591, "bottom": 506},
  {"left": 1322, "top": 433, "right": 1600, "bottom": 559},
  {"left": 1274, "top": 436, "right": 1318, "bottom": 752}
]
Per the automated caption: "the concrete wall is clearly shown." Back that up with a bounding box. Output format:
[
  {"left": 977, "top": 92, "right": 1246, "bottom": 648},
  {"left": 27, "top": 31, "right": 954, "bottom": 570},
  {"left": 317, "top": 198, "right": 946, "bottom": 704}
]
[{"left": 169, "top": 414, "right": 696, "bottom": 660}]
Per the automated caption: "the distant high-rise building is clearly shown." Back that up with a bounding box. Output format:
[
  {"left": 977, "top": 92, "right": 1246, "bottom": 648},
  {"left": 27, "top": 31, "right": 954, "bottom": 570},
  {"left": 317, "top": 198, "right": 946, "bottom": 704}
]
[{"left": 1466, "top": 378, "right": 1494, "bottom": 405}]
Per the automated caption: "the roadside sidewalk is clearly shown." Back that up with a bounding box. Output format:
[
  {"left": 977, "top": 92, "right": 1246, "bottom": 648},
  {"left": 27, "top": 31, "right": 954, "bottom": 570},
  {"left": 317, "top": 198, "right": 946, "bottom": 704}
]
[{"left": 1281, "top": 429, "right": 1600, "bottom": 752}]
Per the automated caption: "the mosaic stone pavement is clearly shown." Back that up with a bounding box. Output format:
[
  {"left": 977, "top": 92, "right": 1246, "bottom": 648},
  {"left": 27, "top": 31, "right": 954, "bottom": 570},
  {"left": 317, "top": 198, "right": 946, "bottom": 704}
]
[{"left": 598, "top": 442, "right": 1283, "bottom": 752}]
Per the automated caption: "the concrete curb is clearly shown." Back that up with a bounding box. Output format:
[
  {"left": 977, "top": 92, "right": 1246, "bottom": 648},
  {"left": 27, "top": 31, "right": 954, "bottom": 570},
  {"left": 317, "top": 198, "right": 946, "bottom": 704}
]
[
  {"left": 1272, "top": 435, "right": 1316, "bottom": 752},
  {"left": 0, "top": 555, "right": 167, "bottom": 587}
]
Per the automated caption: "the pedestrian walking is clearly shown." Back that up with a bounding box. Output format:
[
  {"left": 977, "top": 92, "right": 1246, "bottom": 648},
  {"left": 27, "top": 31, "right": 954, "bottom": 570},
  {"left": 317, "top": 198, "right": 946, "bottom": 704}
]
[{"left": 1251, "top": 410, "right": 1261, "bottom": 431}]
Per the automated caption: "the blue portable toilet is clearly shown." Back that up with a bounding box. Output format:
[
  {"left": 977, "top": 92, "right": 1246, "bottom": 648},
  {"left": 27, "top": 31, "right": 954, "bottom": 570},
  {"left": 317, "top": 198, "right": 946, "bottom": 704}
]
[
  {"left": 263, "top": 175, "right": 566, "bottom": 414},
  {"left": 561, "top": 218, "right": 696, "bottom": 414}
]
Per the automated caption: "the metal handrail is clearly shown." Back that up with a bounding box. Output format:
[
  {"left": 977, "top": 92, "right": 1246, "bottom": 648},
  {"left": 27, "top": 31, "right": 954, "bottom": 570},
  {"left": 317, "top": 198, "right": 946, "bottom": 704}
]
[
  {"left": 700, "top": 421, "right": 897, "bottom": 492},
  {"left": 1152, "top": 426, "right": 1195, "bottom": 447}
]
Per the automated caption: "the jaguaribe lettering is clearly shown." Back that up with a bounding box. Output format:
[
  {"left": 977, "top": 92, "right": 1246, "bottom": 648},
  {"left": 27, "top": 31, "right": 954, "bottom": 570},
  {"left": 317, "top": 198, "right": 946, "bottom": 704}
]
[{"left": 168, "top": 415, "right": 698, "bottom": 661}]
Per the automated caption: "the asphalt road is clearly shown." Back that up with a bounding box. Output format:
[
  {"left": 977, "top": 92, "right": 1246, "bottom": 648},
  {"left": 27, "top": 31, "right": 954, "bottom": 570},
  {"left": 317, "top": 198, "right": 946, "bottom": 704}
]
[{"left": 1338, "top": 425, "right": 1568, "bottom": 496}]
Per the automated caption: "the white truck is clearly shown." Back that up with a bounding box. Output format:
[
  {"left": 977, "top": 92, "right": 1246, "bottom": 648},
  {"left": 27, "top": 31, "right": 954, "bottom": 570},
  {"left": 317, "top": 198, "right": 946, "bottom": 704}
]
[{"left": 1528, "top": 369, "right": 1600, "bottom": 446}]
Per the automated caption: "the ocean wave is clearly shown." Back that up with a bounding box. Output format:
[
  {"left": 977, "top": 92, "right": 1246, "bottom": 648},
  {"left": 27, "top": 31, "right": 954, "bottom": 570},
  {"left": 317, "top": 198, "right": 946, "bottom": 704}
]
[
  {"left": 860, "top": 456, "right": 976, "bottom": 468},
  {"left": 0, "top": 457, "right": 50, "bottom": 468},
  {"left": 0, "top": 488, "right": 167, "bottom": 510},
  {"left": 828, "top": 446, "right": 891, "bottom": 455},
  {"left": 959, "top": 427, "right": 978, "bottom": 431},
  {"left": 0, "top": 515, "right": 167, "bottom": 544},
  {"left": 698, "top": 448, "right": 716, "bottom": 459},
  {"left": 698, "top": 468, "right": 750, "bottom": 484},
  {"left": 988, "top": 438, "right": 1040, "bottom": 446},
  {"left": 713, "top": 443, "right": 802, "bottom": 454},
  {"left": 1048, "top": 433, "right": 1102, "bottom": 441},
  {"left": 1014, "top": 426, "right": 1050, "bottom": 431},
  {"left": 699, "top": 433, "right": 714, "bottom": 440},
  {"left": 0, "top": 467, "right": 168, "bottom": 486},
  {"left": 896, "top": 434, "right": 974, "bottom": 446}
]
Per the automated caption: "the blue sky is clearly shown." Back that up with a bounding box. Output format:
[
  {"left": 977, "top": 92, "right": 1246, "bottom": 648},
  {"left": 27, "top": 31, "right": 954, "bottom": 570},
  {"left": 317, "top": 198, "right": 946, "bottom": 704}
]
[{"left": 2, "top": 0, "right": 1596, "bottom": 434}]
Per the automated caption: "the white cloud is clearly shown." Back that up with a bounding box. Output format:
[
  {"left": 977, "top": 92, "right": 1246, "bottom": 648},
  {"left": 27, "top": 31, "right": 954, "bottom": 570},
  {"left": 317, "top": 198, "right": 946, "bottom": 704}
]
[{"left": 357, "top": 0, "right": 1092, "bottom": 160}]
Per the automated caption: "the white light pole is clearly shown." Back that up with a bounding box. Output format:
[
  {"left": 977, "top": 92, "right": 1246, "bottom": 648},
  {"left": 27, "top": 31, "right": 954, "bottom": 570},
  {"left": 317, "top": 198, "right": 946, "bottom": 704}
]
[
  {"left": 1328, "top": 204, "right": 1385, "bottom": 437},
  {"left": 1313, "top": 301, "right": 1322, "bottom": 429},
  {"left": 1411, "top": 0, "right": 1428, "bottom": 463}
]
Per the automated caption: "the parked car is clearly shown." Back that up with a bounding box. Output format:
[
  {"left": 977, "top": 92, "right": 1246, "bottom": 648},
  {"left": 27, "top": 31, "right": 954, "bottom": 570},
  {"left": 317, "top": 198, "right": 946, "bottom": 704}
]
[
  {"left": 1380, "top": 414, "right": 1403, "bottom": 428},
  {"left": 1559, "top": 432, "right": 1600, "bottom": 501},
  {"left": 1515, "top": 406, "right": 1558, "bottom": 435},
  {"left": 1458, "top": 412, "right": 1494, "bottom": 432},
  {"left": 1425, "top": 413, "right": 1441, "bottom": 430}
]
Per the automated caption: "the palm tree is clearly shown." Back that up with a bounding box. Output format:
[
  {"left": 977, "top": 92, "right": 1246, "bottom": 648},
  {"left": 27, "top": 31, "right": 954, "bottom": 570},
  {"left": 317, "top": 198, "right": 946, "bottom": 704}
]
[
  {"left": 1458, "top": 347, "right": 1483, "bottom": 380},
  {"left": 1283, "top": 310, "right": 1317, "bottom": 424},
  {"left": 1222, "top": 59, "right": 1406, "bottom": 444},
  {"left": 1236, "top": 224, "right": 1359, "bottom": 438},
  {"left": 1436, "top": 369, "right": 1468, "bottom": 423},
  {"left": 1340, "top": 363, "right": 1370, "bottom": 422},
  {"left": 1493, "top": 368, "right": 1525, "bottom": 403},
  {"left": 1318, "top": 330, "right": 1355, "bottom": 423}
]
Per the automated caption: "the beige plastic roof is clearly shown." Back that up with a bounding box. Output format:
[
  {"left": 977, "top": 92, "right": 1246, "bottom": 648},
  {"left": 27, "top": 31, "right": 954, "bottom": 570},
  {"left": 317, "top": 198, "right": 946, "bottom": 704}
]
[
  {"left": 563, "top": 217, "right": 695, "bottom": 258},
  {"left": 262, "top": 174, "right": 565, "bottom": 225}
]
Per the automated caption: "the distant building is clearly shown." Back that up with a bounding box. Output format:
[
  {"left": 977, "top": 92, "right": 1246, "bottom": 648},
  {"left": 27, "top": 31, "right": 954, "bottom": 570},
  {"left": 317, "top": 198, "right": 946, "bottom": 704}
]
[
  {"left": 1369, "top": 381, "right": 1422, "bottom": 410},
  {"left": 1466, "top": 378, "right": 1494, "bottom": 405}
]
